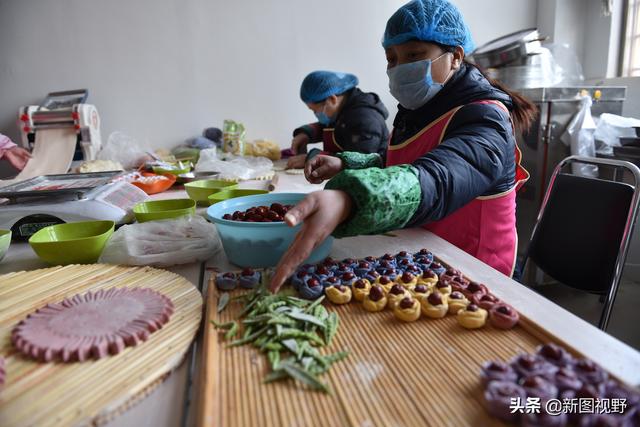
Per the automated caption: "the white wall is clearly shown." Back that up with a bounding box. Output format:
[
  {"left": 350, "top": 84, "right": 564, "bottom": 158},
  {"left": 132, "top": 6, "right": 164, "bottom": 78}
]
[{"left": 0, "top": 0, "right": 537, "bottom": 151}]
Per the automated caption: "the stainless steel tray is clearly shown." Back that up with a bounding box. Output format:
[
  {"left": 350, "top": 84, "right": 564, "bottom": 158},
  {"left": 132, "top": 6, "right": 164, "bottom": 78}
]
[{"left": 0, "top": 171, "right": 122, "bottom": 200}]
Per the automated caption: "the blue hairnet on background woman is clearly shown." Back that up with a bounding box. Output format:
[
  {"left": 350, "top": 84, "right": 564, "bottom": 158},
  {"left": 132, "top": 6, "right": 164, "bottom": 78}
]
[{"left": 271, "top": 0, "right": 537, "bottom": 291}]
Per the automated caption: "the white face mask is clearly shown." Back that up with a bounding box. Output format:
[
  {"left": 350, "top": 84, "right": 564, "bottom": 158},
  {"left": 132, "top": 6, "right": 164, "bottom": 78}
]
[{"left": 387, "top": 52, "right": 451, "bottom": 110}]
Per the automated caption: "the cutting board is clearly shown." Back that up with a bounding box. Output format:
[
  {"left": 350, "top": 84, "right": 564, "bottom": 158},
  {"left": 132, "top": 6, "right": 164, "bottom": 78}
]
[
  {"left": 0, "top": 264, "right": 202, "bottom": 427},
  {"left": 196, "top": 269, "right": 616, "bottom": 427}
]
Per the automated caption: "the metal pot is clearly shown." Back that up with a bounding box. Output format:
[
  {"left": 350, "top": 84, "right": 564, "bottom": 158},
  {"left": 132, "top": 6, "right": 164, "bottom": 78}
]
[{"left": 469, "top": 28, "right": 545, "bottom": 69}]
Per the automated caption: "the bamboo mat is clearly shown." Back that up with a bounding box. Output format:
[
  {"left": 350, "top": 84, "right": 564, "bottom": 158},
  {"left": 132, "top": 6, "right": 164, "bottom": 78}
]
[
  {"left": 197, "top": 274, "right": 586, "bottom": 427},
  {"left": 0, "top": 264, "right": 203, "bottom": 427}
]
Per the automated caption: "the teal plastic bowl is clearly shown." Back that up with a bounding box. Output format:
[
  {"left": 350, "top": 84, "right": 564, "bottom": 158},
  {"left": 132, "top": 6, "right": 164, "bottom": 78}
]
[{"left": 206, "top": 193, "right": 333, "bottom": 268}]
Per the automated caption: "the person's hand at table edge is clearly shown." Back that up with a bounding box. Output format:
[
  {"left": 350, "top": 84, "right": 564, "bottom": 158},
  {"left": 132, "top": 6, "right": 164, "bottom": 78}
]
[
  {"left": 269, "top": 190, "right": 353, "bottom": 293},
  {"left": 304, "top": 154, "right": 344, "bottom": 184}
]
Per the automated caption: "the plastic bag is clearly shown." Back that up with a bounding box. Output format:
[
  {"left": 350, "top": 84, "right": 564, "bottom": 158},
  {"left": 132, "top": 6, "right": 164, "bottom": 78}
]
[
  {"left": 99, "top": 215, "right": 222, "bottom": 267},
  {"left": 546, "top": 43, "right": 584, "bottom": 86},
  {"left": 97, "top": 132, "right": 153, "bottom": 169},
  {"left": 222, "top": 120, "right": 245, "bottom": 155},
  {"left": 594, "top": 113, "right": 640, "bottom": 155},
  {"left": 561, "top": 95, "right": 598, "bottom": 177},
  {"left": 195, "top": 149, "right": 273, "bottom": 180}
]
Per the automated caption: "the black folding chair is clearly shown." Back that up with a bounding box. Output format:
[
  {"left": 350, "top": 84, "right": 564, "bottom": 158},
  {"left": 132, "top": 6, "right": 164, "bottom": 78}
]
[{"left": 517, "top": 155, "right": 640, "bottom": 331}]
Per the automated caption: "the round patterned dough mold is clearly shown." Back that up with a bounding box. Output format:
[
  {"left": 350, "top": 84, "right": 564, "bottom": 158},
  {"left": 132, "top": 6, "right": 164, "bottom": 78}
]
[{"left": 11, "top": 287, "right": 174, "bottom": 362}]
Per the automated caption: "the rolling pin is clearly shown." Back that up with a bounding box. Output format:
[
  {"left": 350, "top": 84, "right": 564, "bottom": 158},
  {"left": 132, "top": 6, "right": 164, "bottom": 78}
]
[{"left": 268, "top": 173, "right": 279, "bottom": 191}]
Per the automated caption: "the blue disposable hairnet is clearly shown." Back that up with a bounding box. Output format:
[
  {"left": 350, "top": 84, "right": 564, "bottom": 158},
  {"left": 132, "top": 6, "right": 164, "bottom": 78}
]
[
  {"left": 300, "top": 71, "right": 359, "bottom": 104},
  {"left": 382, "top": 0, "right": 475, "bottom": 54}
]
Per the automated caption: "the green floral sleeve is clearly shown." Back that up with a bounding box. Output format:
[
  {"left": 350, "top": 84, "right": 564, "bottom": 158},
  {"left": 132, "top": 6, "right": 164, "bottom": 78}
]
[
  {"left": 335, "top": 151, "right": 383, "bottom": 169},
  {"left": 324, "top": 165, "right": 422, "bottom": 238}
]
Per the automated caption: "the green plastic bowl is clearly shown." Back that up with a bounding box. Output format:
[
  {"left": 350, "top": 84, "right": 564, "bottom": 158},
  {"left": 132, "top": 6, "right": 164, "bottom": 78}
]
[
  {"left": 184, "top": 180, "right": 238, "bottom": 205},
  {"left": 0, "top": 229, "right": 11, "bottom": 262},
  {"left": 208, "top": 189, "right": 270, "bottom": 205},
  {"left": 29, "top": 221, "right": 115, "bottom": 265},
  {"left": 133, "top": 198, "right": 196, "bottom": 222},
  {"left": 152, "top": 163, "right": 191, "bottom": 175}
]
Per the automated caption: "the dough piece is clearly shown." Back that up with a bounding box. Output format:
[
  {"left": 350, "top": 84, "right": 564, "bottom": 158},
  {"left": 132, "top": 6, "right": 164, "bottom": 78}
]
[
  {"left": 433, "top": 280, "right": 452, "bottom": 296},
  {"left": 352, "top": 278, "right": 371, "bottom": 302},
  {"left": 313, "top": 265, "right": 332, "bottom": 282},
  {"left": 439, "top": 267, "right": 462, "bottom": 285},
  {"left": 447, "top": 291, "right": 470, "bottom": 315},
  {"left": 449, "top": 276, "right": 470, "bottom": 293},
  {"left": 552, "top": 367, "right": 583, "bottom": 392},
  {"left": 417, "top": 269, "right": 438, "bottom": 286},
  {"left": 354, "top": 261, "right": 374, "bottom": 278},
  {"left": 386, "top": 284, "right": 410, "bottom": 309},
  {"left": 510, "top": 354, "right": 558, "bottom": 380},
  {"left": 489, "top": 303, "right": 519, "bottom": 329},
  {"left": 337, "top": 271, "right": 357, "bottom": 287},
  {"left": 299, "top": 277, "right": 325, "bottom": 300},
  {"left": 535, "top": 343, "right": 575, "bottom": 368},
  {"left": 375, "top": 276, "right": 395, "bottom": 294},
  {"left": 429, "top": 262, "right": 446, "bottom": 276},
  {"left": 216, "top": 272, "right": 238, "bottom": 290},
  {"left": 364, "top": 269, "right": 381, "bottom": 283},
  {"left": 520, "top": 375, "right": 559, "bottom": 401},
  {"left": 393, "top": 297, "right": 421, "bottom": 322},
  {"left": 573, "top": 359, "right": 608, "bottom": 385},
  {"left": 457, "top": 304, "right": 488, "bottom": 329},
  {"left": 480, "top": 361, "right": 518, "bottom": 385},
  {"left": 394, "top": 250, "right": 413, "bottom": 263},
  {"left": 272, "top": 165, "right": 286, "bottom": 171},
  {"left": 291, "top": 269, "right": 311, "bottom": 291},
  {"left": 396, "top": 272, "right": 418, "bottom": 290},
  {"left": 461, "top": 281, "right": 488, "bottom": 300},
  {"left": 322, "top": 276, "right": 342, "bottom": 288},
  {"left": 11, "top": 288, "right": 174, "bottom": 362},
  {"left": 363, "top": 285, "right": 387, "bottom": 312},
  {"left": 238, "top": 268, "right": 261, "bottom": 289},
  {"left": 285, "top": 168, "right": 305, "bottom": 175},
  {"left": 473, "top": 293, "right": 501, "bottom": 311},
  {"left": 420, "top": 291, "right": 448, "bottom": 318},
  {"left": 325, "top": 285, "right": 352, "bottom": 304},
  {"left": 484, "top": 381, "right": 527, "bottom": 422},
  {"left": 411, "top": 283, "right": 432, "bottom": 300}
]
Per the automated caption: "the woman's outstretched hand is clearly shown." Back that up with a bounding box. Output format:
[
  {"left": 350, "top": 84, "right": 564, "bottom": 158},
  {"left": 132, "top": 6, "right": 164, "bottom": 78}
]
[
  {"left": 304, "top": 154, "right": 343, "bottom": 184},
  {"left": 269, "top": 190, "right": 352, "bottom": 293}
]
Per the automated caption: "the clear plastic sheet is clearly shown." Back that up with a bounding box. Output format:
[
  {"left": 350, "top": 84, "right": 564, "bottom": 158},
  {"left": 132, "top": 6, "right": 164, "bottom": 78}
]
[{"left": 99, "top": 215, "right": 221, "bottom": 267}]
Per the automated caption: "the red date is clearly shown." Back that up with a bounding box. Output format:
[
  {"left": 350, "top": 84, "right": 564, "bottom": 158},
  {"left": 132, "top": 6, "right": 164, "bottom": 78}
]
[{"left": 222, "top": 203, "right": 293, "bottom": 222}]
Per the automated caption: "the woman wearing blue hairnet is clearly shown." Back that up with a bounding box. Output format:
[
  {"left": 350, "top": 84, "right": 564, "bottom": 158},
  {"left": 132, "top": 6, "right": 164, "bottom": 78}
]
[
  {"left": 271, "top": 0, "right": 536, "bottom": 291},
  {"left": 286, "top": 71, "right": 389, "bottom": 169}
]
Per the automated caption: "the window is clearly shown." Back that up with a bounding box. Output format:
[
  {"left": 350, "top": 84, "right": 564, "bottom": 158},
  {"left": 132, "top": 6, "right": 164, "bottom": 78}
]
[{"left": 622, "top": 0, "right": 640, "bottom": 76}]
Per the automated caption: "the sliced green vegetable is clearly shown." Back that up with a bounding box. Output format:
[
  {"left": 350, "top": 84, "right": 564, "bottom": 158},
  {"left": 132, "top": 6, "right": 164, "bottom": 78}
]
[
  {"left": 286, "top": 311, "right": 326, "bottom": 327},
  {"left": 210, "top": 320, "right": 235, "bottom": 330},
  {"left": 217, "top": 293, "right": 230, "bottom": 313},
  {"left": 280, "top": 362, "right": 330, "bottom": 393},
  {"left": 224, "top": 322, "right": 239, "bottom": 340},
  {"left": 325, "top": 312, "right": 339, "bottom": 345}
]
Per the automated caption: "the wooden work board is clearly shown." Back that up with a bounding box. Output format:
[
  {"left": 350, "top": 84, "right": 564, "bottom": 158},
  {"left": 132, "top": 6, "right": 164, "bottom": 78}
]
[
  {"left": 0, "top": 264, "right": 203, "bottom": 427},
  {"left": 196, "top": 268, "right": 594, "bottom": 427}
]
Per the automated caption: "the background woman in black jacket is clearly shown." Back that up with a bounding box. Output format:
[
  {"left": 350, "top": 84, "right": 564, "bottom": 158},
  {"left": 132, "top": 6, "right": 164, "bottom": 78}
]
[{"left": 287, "top": 70, "right": 389, "bottom": 169}]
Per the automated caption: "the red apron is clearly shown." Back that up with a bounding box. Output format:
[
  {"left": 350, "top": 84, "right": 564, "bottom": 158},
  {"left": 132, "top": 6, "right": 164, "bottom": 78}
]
[
  {"left": 386, "top": 100, "right": 529, "bottom": 276},
  {"left": 322, "top": 128, "right": 343, "bottom": 154}
]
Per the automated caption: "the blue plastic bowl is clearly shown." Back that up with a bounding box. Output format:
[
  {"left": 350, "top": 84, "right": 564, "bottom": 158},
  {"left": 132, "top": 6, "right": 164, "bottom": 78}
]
[{"left": 206, "top": 193, "right": 334, "bottom": 268}]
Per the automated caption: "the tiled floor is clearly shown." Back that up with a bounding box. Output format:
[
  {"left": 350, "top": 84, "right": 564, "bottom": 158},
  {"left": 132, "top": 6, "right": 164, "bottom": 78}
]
[{"left": 530, "top": 278, "right": 640, "bottom": 350}]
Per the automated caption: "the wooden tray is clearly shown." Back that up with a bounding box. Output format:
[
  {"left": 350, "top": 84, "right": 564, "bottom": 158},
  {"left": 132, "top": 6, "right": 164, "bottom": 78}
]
[
  {"left": 0, "top": 264, "right": 203, "bottom": 427},
  {"left": 196, "top": 267, "right": 608, "bottom": 427}
]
